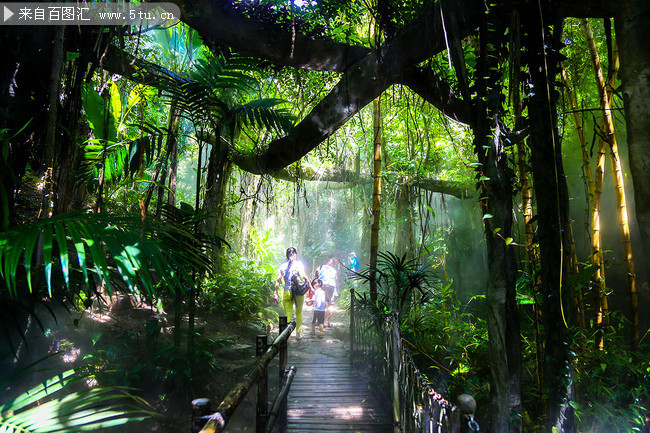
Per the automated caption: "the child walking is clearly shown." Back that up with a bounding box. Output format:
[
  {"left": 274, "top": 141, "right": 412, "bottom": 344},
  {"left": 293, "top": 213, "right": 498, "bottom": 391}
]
[{"left": 310, "top": 278, "right": 327, "bottom": 338}]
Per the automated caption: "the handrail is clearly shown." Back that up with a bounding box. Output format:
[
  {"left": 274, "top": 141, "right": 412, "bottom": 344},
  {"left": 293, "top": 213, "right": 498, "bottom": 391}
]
[
  {"left": 350, "top": 290, "right": 479, "bottom": 433},
  {"left": 263, "top": 366, "right": 297, "bottom": 433},
  {"left": 349, "top": 289, "right": 383, "bottom": 367},
  {"left": 194, "top": 317, "right": 296, "bottom": 433}
]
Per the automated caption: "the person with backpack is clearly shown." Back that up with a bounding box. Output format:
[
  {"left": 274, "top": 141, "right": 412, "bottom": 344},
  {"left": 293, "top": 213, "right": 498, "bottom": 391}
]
[
  {"left": 348, "top": 252, "right": 359, "bottom": 272},
  {"left": 316, "top": 258, "right": 338, "bottom": 328},
  {"left": 274, "top": 247, "right": 310, "bottom": 340}
]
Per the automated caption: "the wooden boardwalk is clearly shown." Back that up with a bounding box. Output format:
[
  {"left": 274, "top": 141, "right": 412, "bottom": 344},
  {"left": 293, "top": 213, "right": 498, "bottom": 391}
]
[{"left": 285, "top": 332, "right": 393, "bottom": 433}]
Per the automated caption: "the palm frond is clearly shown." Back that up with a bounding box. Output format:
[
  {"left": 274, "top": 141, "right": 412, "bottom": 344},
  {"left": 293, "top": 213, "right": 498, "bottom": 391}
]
[
  {"left": 0, "top": 369, "right": 155, "bottom": 432},
  {"left": 0, "top": 212, "right": 212, "bottom": 300},
  {"left": 223, "top": 99, "right": 295, "bottom": 141},
  {"left": 78, "top": 130, "right": 165, "bottom": 194}
]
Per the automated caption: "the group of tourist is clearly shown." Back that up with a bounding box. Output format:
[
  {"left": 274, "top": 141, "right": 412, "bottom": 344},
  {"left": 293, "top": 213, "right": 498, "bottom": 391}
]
[{"left": 273, "top": 247, "right": 358, "bottom": 340}]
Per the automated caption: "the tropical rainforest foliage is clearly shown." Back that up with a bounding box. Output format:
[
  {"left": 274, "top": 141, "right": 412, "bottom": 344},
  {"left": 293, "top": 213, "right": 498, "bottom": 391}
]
[{"left": 1, "top": 0, "right": 649, "bottom": 432}]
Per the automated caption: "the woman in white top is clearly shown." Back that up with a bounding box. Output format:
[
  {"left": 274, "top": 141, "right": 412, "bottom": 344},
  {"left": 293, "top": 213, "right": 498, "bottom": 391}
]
[{"left": 274, "top": 247, "right": 310, "bottom": 339}]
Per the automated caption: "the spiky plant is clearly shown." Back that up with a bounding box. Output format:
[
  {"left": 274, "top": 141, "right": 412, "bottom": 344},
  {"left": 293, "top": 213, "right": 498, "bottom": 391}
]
[{"left": 354, "top": 252, "right": 437, "bottom": 321}]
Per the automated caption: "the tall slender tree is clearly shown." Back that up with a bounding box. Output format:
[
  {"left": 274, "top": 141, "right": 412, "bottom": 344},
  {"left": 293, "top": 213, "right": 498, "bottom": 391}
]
[
  {"left": 524, "top": 7, "right": 576, "bottom": 431},
  {"left": 473, "top": 6, "right": 522, "bottom": 431},
  {"left": 369, "top": 96, "right": 382, "bottom": 302},
  {"left": 582, "top": 19, "right": 638, "bottom": 351}
]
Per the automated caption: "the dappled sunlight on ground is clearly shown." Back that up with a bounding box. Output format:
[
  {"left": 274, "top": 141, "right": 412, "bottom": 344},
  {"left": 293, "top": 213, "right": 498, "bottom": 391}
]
[
  {"left": 330, "top": 405, "right": 365, "bottom": 419},
  {"left": 89, "top": 312, "right": 113, "bottom": 323}
]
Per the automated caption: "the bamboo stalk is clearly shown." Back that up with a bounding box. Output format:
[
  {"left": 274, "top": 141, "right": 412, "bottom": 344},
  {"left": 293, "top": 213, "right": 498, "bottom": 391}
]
[
  {"left": 562, "top": 68, "right": 599, "bottom": 333},
  {"left": 582, "top": 19, "right": 638, "bottom": 351},
  {"left": 199, "top": 320, "right": 296, "bottom": 433},
  {"left": 369, "top": 96, "right": 382, "bottom": 302},
  {"left": 579, "top": 20, "right": 609, "bottom": 350}
]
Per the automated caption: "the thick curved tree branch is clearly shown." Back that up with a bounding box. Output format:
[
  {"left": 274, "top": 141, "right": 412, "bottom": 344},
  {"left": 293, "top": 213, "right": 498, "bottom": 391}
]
[
  {"left": 228, "top": 0, "right": 484, "bottom": 173},
  {"left": 270, "top": 165, "right": 473, "bottom": 199},
  {"left": 232, "top": 50, "right": 390, "bottom": 174},
  {"left": 162, "top": 0, "right": 369, "bottom": 72},
  {"left": 140, "top": 0, "right": 485, "bottom": 175},
  {"left": 198, "top": 133, "right": 475, "bottom": 199}
]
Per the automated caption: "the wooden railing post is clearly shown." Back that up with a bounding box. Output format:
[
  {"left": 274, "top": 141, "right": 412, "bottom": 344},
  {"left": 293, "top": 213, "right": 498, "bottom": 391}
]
[
  {"left": 263, "top": 366, "right": 297, "bottom": 433},
  {"left": 256, "top": 335, "right": 268, "bottom": 433},
  {"left": 196, "top": 320, "right": 295, "bottom": 433},
  {"left": 279, "top": 316, "right": 288, "bottom": 381},
  {"left": 350, "top": 288, "right": 355, "bottom": 366},
  {"left": 191, "top": 398, "right": 211, "bottom": 433},
  {"left": 458, "top": 394, "right": 477, "bottom": 433}
]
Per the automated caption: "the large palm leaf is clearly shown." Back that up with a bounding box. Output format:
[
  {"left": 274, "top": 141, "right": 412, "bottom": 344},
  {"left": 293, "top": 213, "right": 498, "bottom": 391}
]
[
  {"left": 0, "top": 369, "right": 155, "bottom": 432},
  {"left": 0, "top": 211, "right": 212, "bottom": 299},
  {"left": 78, "top": 83, "right": 166, "bottom": 193},
  {"left": 148, "top": 50, "right": 295, "bottom": 139}
]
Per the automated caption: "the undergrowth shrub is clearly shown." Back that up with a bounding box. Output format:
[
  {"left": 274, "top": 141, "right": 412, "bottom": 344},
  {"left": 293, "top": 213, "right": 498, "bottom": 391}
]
[
  {"left": 353, "top": 252, "right": 490, "bottom": 406},
  {"left": 572, "top": 314, "right": 650, "bottom": 433},
  {"left": 401, "top": 283, "right": 490, "bottom": 401},
  {"left": 200, "top": 251, "right": 278, "bottom": 326}
]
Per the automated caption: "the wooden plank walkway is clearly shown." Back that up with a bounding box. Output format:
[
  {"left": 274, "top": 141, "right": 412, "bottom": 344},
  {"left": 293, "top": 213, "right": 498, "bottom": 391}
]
[{"left": 285, "top": 328, "right": 393, "bottom": 433}]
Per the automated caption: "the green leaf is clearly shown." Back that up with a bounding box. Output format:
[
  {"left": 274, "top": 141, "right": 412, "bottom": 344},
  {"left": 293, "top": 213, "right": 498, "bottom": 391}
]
[
  {"left": 54, "top": 222, "right": 70, "bottom": 288},
  {"left": 77, "top": 222, "right": 112, "bottom": 294},
  {"left": 21, "top": 224, "right": 40, "bottom": 293},
  {"left": 81, "top": 84, "right": 117, "bottom": 142},
  {"left": 127, "top": 84, "right": 156, "bottom": 110},
  {"left": 483, "top": 213, "right": 493, "bottom": 219},
  {"left": 109, "top": 81, "right": 122, "bottom": 123},
  {"left": 42, "top": 223, "right": 53, "bottom": 296},
  {"left": 67, "top": 223, "right": 89, "bottom": 288},
  {"left": 516, "top": 294, "right": 535, "bottom": 305},
  {"left": 505, "top": 237, "right": 513, "bottom": 246},
  {"left": 0, "top": 369, "right": 153, "bottom": 432},
  {"left": 82, "top": 84, "right": 107, "bottom": 139}
]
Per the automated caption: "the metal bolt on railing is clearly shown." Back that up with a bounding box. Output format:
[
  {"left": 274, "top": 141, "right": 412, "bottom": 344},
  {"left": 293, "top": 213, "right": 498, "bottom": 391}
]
[{"left": 191, "top": 398, "right": 211, "bottom": 433}]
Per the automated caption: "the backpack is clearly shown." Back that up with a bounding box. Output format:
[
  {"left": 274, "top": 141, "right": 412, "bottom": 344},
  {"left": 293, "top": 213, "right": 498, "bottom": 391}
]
[{"left": 290, "top": 275, "right": 310, "bottom": 297}]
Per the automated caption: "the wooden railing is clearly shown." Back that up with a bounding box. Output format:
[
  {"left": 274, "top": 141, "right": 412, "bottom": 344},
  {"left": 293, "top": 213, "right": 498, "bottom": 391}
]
[
  {"left": 350, "top": 289, "right": 480, "bottom": 433},
  {"left": 192, "top": 316, "right": 296, "bottom": 433}
]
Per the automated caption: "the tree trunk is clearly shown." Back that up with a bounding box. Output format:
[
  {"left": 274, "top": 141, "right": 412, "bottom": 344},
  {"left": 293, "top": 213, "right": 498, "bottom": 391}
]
[
  {"left": 238, "top": 172, "right": 254, "bottom": 255},
  {"left": 615, "top": 0, "right": 650, "bottom": 285},
  {"left": 54, "top": 31, "right": 100, "bottom": 216},
  {"left": 524, "top": 9, "right": 576, "bottom": 432},
  {"left": 512, "top": 19, "right": 536, "bottom": 278},
  {"left": 41, "top": 26, "right": 65, "bottom": 219},
  {"left": 203, "top": 134, "right": 232, "bottom": 269},
  {"left": 581, "top": 20, "right": 609, "bottom": 349},
  {"left": 152, "top": 101, "right": 181, "bottom": 217},
  {"left": 167, "top": 113, "right": 180, "bottom": 207},
  {"left": 360, "top": 186, "right": 371, "bottom": 268},
  {"left": 393, "top": 183, "right": 411, "bottom": 259},
  {"left": 369, "top": 96, "right": 382, "bottom": 302},
  {"left": 582, "top": 19, "right": 638, "bottom": 351},
  {"left": 475, "top": 14, "right": 521, "bottom": 433}
]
